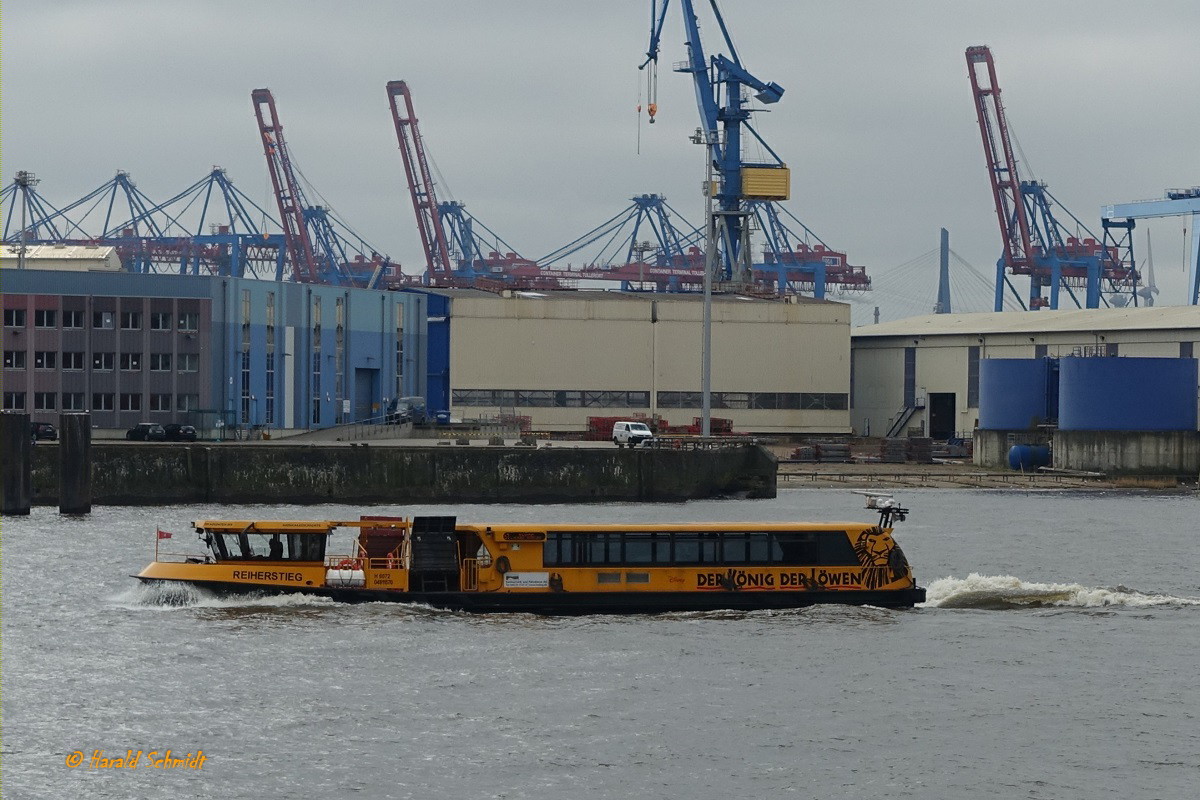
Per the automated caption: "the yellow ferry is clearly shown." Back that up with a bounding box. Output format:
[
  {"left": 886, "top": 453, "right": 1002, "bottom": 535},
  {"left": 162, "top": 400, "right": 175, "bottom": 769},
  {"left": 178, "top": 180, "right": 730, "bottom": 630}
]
[{"left": 136, "top": 495, "right": 924, "bottom": 612}]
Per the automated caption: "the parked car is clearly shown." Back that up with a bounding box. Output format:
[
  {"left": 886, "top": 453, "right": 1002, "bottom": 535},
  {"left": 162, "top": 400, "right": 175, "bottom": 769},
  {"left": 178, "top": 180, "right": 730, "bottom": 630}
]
[
  {"left": 163, "top": 423, "right": 198, "bottom": 442},
  {"left": 126, "top": 422, "right": 166, "bottom": 442},
  {"left": 612, "top": 420, "right": 654, "bottom": 448},
  {"left": 30, "top": 421, "right": 58, "bottom": 441},
  {"left": 385, "top": 396, "right": 428, "bottom": 425}
]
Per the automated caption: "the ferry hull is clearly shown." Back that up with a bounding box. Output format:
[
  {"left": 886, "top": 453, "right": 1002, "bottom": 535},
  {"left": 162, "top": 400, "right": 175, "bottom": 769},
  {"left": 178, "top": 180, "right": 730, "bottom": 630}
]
[{"left": 136, "top": 577, "right": 925, "bottom": 613}]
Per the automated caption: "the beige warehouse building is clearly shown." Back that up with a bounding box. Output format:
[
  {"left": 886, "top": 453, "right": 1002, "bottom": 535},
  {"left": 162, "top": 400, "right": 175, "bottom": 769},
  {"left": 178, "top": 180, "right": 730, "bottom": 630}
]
[
  {"left": 427, "top": 288, "right": 852, "bottom": 434},
  {"left": 850, "top": 306, "right": 1200, "bottom": 440}
]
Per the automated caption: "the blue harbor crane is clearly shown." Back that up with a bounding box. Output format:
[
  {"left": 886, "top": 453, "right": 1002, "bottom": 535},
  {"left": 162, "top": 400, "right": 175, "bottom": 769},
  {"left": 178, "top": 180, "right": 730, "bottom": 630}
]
[
  {"left": 641, "top": 0, "right": 790, "bottom": 285},
  {"left": 536, "top": 193, "right": 705, "bottom": 289},
  {"left": 2, "top": 169, "right": 289, "bottom": 279},
  {"left": 1103, "top": 188, "right": 1200, "bottom": 305}
]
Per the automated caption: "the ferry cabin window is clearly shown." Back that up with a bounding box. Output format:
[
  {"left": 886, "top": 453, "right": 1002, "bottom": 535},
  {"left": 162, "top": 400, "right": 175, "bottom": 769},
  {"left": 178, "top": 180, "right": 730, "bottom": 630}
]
[
  {"left": 543, "top": 531, "right": 857, "bottom": 567},
  {"left": 208, "top": 532, "right": 326, "bottom": 562}
]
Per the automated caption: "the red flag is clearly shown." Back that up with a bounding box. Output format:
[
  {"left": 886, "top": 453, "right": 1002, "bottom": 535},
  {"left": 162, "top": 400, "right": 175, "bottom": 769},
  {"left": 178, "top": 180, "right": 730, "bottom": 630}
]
[{"left": 157, "top": 529, "right": 173, "bottom": 540}]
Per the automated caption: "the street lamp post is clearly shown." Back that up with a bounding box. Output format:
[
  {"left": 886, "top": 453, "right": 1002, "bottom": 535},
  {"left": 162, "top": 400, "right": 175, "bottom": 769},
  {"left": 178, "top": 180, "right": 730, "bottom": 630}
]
[{"left": 691, "top": 128, "right": 717, "bottom": 438}]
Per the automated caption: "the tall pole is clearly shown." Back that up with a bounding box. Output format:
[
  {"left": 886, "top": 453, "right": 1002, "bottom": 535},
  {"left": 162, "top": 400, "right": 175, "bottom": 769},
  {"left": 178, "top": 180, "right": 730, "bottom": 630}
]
[{"left": 693, "top": 128, "right": 716, "bottom": 438}]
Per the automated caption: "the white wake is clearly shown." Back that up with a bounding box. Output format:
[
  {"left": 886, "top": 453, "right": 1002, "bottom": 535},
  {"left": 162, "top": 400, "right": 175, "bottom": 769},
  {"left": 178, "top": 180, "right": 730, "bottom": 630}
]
[
  {"left": 112, "top": 581, "right": 337, "bottom": 610},
  {"left": 921, "top": 573, "right": 1200, "bottom": 610}
]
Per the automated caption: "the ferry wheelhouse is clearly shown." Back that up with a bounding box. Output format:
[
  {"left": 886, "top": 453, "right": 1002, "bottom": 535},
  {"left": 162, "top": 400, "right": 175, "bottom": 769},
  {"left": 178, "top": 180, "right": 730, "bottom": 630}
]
[{"left": 137, "top": 497, "right": 924, "bottom": 612}]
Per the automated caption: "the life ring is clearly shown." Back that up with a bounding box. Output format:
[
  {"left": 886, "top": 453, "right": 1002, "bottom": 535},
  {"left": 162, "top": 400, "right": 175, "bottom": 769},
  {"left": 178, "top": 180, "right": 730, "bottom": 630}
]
[
  {"left": 336, "top": 558, "right": 360, "bottom": 571},
  {"left": 495, "top": 556, "right": 511, "bottom": 575}
]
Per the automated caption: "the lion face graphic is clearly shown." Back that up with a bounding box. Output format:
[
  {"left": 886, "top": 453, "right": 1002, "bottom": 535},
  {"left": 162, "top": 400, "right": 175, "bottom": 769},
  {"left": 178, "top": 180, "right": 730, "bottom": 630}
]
[
  {"left": 855, "top": 526, "right": 909, "bottom": 590},
  {"left": 855, "top": 527, "right": 895, "bottom": 567}
]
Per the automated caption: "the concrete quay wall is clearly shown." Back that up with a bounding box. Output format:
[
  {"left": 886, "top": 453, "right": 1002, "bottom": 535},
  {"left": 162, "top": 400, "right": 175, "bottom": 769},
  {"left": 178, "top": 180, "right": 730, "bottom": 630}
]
[
  {"left": 973, "top": 428, "right": 1199, "bottom": 475},
  {"left": 1052, "top": 430, "right": 1200, "bottom": 476},
  {"left": 30, "top": 443, "right": 777, "bottom": 505}
]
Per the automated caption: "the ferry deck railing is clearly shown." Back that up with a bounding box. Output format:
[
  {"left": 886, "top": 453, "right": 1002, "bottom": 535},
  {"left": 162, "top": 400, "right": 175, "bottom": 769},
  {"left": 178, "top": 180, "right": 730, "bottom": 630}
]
[{"left": 461, "top": 558, "right": 478, "bottom": 591}]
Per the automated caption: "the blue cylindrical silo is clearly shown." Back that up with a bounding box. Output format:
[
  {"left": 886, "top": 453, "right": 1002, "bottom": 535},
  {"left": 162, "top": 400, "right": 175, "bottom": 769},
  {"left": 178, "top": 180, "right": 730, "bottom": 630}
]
[
  {"left": 1058, "top": 357, "right": 1198, "bottom": 431},
  {"left": 979, "top": 358, "right": 1055, "bottom": 430}
]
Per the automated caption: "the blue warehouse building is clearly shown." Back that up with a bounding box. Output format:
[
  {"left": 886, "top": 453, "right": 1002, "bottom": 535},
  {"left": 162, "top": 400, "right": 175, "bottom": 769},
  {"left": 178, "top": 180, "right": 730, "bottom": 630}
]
[{"left": 2, "top": 262, "right": 428, "bottom": 436}]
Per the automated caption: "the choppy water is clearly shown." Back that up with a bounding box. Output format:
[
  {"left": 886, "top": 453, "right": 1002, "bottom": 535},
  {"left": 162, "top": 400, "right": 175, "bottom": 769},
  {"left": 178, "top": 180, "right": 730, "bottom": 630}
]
[{"left": 3, "top": 489, "right": 1198, "bottom": 799}]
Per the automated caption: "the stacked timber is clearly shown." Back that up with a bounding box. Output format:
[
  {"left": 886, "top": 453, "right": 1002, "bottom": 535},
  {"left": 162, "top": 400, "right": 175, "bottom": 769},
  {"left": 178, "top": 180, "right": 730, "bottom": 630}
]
[
  {"left": 815, "top": 442, "right": 852, "bottom": 463},
  {"left": 907, "top": 437, "right": 934, "bottom": 464},
  {"left": 880, "top": 438, "right": 908, "bottom": 464},
  {"left": 789, "top": 445, "right": 817, "bottom": 462}
]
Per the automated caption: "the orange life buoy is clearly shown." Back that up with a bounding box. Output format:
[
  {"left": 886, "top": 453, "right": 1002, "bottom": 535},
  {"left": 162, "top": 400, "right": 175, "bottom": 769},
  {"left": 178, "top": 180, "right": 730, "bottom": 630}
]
[{"left": 336, "top": 558, "right": 360, "bottom": 571}]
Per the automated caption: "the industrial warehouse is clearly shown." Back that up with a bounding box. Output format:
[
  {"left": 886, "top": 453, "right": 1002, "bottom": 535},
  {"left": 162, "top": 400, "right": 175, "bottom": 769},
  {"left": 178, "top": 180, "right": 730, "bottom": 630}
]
[
  {"left": 851, "top": 307, "right": 1200, "bottom": 473},
  {"left": 2, "top": 258, "right": 851, "bottom": 436}
]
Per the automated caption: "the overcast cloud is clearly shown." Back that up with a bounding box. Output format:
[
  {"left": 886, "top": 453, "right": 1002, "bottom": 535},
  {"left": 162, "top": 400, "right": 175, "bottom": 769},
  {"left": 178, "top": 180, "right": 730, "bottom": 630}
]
[{"left": 4, "top": 0, "right": 1197, "bottom": 321}]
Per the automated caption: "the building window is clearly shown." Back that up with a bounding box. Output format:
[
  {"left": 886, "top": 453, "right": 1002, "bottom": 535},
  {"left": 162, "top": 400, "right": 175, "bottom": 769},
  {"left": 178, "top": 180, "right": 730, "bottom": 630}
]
[
  {"left": 1106, "top": 343, "right": 1119, "bottom": 357},
  {"left": 93, "top": 311, "right": 115, "bottom": 329},
  {"left": 1182, "top": 342, "right": 1194, "bottom": 359},
  {"left": 120, "top": 352, "right": 142, "bottom": 371},
  {"left": 312, "top": 296, "right": 322, "bottom": 425},
  {"left": 240, "top": 351, "right": 251, "bottom": 424},
  {"left": 178, "top": 312, "right": 199, "bottom": 332},
  {"left": 395, "top": 302, "right": 404, "bottom": 398},
  {"left": 3, "top": 350, "right": 26, "bottom": 369},
  {"left": 63, "top": 310, "right": 84, "bottom": 329},
  {"left": 265, "top": 352, "right": 275, "bottom": 425},
  {"left": 93, "top": 352, "right": 115, "bottom": 371},
  {"left": 3, "top": 392, "right": 26, "bottom": 410},
  {"left": 265, "top": 292, "right": 275, "bottom": 426},
  {"left": 4, "top": 309, "right": 26, "bottom": 327},
  {"left": 120, "top": 393, "right": 142, "bottom": 412},
  {"left": 92, "top": 393, "right": 114, "bottom": 411},
  {"left": 177, "top": 394, "right": 199, "bottom": 412},
  {"left": 334, "top": 298, "right": 344, "bottom": 424},
  {"left": 150, "top": 312, "right": 172, "bottom": 330},
  {"left": 1034, "top": 344, "right": 1048, "bottom": 359},
  {"left": 849, "top": 350, "right": 856, "bottom": 410},
  {"left": 149, "top": 394, "right": 172, "bottom": 412},
  {"left": 63, "top": 352, "right": 85, "bottom": 371},
  {"left": 120, "top": 311, "right": 142, "bottom": 330},
  {"left": 34, "top": 392, "right": 56, "bottom": 411},
  {"left": 967, "top": 346, "right": 980, "bottom": 408},
  {"left": 903, "top": 347, "right": 917, "bottom": 408},
  {"left": 177, "top": 353, "right": 199, "bottom": 372},
  {"left": 62, "top": 393, "right": 85, "bottom": 411},
  {"left": 34, "top": 351, "right": 57, "bottom": 370},
  {"left": 34, "top": 309, "right": 57, "bottom": 328},
  {"left": 311, "top": 352, "right": 322, "bottom": 425},
  {"left": 150, "top": 353, "right": 172, "bottom": 371}
]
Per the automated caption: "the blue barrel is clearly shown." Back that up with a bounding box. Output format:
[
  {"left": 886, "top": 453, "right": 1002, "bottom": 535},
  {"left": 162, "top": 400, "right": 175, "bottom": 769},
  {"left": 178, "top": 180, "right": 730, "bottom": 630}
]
[
  {"left": 979, "top": 359, "right": 1055, "bottom": 430},
  {"left": 1058, "top": 357, "right": 1198, "bottom": 431},
  {"left": 1007, "top": 444, "right": 1050, "bottom": 471}
]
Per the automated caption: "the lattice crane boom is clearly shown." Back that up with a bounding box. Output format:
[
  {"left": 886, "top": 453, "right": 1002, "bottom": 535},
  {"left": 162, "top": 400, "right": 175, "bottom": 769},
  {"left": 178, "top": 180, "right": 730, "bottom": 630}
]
[
  {"left": 967, "top": 46, "right": 1136, "bottom": 311},
  {"left": 252, "top": 88, "right": 321, "bottom": 283},
  {"left": 967, "top": 45, "right": 1035, "bottom": 279},
  {"left": 387, "top": 80, "right": 453, "bottom": 279}
]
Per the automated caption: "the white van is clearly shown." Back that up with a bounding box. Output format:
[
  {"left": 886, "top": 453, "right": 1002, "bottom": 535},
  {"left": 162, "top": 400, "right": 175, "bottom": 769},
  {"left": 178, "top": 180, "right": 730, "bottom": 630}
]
[{"left": 612, "top": 421, "right": 654, "bottom": 448}]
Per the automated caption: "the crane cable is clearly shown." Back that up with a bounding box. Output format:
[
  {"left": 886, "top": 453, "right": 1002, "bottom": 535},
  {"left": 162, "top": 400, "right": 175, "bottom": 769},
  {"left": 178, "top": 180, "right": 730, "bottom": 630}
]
[{"left": 647, "top": 60, "right": 658, "bottom": 125}]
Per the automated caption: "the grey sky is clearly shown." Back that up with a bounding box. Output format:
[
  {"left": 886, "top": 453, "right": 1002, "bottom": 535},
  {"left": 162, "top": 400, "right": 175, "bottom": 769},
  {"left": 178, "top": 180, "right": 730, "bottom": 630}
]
[{"left": 4, "top": 1, "right": 1197, "bottom": 320}]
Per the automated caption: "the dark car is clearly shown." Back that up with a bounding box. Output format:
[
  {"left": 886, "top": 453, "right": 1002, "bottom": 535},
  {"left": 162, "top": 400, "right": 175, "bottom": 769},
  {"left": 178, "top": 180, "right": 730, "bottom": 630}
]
[
  {"left": 126, "top": 422, "right": 166, "bottom": 442},
  {"left": 163, "top": 423, "right": 198, "bottom": 442},
  {"left": 30, "top": 421, "right": 58, "bottom": 441}
]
